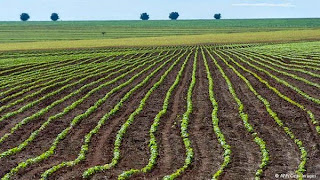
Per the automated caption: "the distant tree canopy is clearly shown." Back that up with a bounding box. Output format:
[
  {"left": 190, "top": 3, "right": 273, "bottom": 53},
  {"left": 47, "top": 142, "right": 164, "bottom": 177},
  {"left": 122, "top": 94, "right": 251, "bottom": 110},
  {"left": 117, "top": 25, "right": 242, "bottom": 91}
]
[
  {"left": 51, "top": 13, "right": 60, "bottom": 21},
  {"left": 20, "top": 13, "right": 30, "bottom": 21},
  {"left": 214, "top": 13, "right": 222, "bottom": 20},
  {"left": 140, "top": 13, "right": 150, "bottom": 20},
  {"left": 169, "top": 12, "right": 179, "bottom": 20}
]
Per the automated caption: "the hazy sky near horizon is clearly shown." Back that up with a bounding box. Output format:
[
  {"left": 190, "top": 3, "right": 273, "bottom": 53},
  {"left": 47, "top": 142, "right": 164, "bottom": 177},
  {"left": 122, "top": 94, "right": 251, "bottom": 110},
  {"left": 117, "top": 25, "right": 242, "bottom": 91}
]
[{"left": 0, "top": 0, "right": 319, "bottom": 21}]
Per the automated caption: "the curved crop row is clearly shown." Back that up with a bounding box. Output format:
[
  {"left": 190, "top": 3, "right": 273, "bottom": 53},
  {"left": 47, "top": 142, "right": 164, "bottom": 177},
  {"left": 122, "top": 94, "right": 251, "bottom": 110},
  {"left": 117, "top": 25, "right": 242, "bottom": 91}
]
[
  {"left": 0, "top": 49, "right": 182, "bottom": 180},
  {"left": 0, "top": 62, "right": 121, "bottom": 123},
  {"left": 215, "top": 49, "right": 308, "bottom": 179},
  {"left": 245, "top": 50, "right": 320, "bottom": 70},
  {"left": 162, "top": 48, "right": 198, "bottom": 180},
  {"left": 245, "top": 48, "right": 320, "bottom": 65},
  {"left": 80, "top": 49, "right": 188, "bottom": 179},
  {"left": 0, "top": 59, "right": 118, "bottom": 104},
  {"left": 0, "top": 55, "right": 98, "bottom": 82},
  {"left": 0, "top": 50, "right": 126, "bottom": 80},
  {"left": 231, "top": 49, "right": 320, "bottom": 88},
  {"left": 0, "top": 49, "right": 141, "bottom": 86},
  {"left": 225, "top": 50, "right": 320, "bottom": 105},
  {"left": 0, "top": 49, "right": 173, "bottom": 160},
  {"left": 234, "top": 49, "right": 320, "bottom": 79},
  {"left": 201, "top": 48, "right": 231, "bottom": 180},
  {"left": 220, "top": 50, "right": 320, "bottom": 134},
  {"left": 0, "top": 52, "right": 130, "bottom": 90},
  {"left": 0, "top": 52, "right": 149, "bottom": 112},
  {"left": 0, "top": 56, "right": 109, "bottom": 93},
  {"left": 206, "top": 48, "right": 269, "bottom": 179},
  {"left": 118, "top": 49, "right": 193, "bottom": 180},
  {"left": 40, "top": 49, "right": 185, "bottom": 178},
  {"left": 0, "top": 50, "right": 170, "bottom": 145},
  {"left": 0, "top": 52, "right": 150, "bottom": 117}
]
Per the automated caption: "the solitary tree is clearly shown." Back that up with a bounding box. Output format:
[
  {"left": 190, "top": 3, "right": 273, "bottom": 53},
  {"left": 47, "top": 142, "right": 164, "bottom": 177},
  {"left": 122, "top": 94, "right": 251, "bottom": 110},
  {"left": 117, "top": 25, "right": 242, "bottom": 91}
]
[
  {"left": 50, "top": 13, "right": 60, "bottom": 21},
  {"left": 169, "top": 12, "right": 179, "bottom": 20},
  {"left": 214, "top": 13, "right": 222, "bottom": 20},
  {"left": 140, "top": 13, "right": 150, "bottom": 20},
  {"left": 20, "top": 13, "right": 30, "bottom": 21}
]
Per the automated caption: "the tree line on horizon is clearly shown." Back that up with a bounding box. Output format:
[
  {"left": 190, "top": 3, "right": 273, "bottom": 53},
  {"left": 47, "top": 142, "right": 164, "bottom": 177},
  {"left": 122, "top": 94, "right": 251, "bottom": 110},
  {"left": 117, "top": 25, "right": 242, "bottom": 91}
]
[
  {"left": 141, "top": 12, "right": 221, "bottom": 20},
  {"left": 19, "top": 12, "right": 221, "bottom": 21}
]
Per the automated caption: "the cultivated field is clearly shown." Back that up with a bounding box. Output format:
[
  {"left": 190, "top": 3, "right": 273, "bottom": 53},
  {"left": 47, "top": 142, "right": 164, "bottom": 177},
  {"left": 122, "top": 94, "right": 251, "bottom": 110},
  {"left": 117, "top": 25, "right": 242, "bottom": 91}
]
[
  {"left": 0, "top": 41, "right": 319, "bottom": 180},
  {"left": 1, "top": 19, "right": 320, "bottom": 51}
]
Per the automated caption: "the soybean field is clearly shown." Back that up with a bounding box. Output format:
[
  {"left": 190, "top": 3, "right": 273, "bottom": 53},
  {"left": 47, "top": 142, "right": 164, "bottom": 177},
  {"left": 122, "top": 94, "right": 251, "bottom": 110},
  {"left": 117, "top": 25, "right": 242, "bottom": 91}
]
[{"left": 0, "top": 41, "right": 320, "bottom": 180}]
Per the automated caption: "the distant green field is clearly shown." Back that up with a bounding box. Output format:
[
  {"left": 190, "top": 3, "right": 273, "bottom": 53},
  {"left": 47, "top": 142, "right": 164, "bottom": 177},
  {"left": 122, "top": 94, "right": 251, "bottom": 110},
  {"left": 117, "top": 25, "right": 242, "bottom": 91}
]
[{"left": 0, "top": 18, "right": 319, "bottom": 43}]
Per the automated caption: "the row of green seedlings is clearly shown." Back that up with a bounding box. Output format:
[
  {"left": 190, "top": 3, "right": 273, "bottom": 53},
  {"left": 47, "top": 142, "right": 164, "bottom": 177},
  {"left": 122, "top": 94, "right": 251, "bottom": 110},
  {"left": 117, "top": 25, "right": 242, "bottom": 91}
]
[
  {"left": 0, "top": 47, "right": 127, "bottom": 60},
  {"left": 0, "top": 56, "right": 135, "bottom": 123},
  {"left": 231, "top": 48, "right": 320, "bottom": 104},
  {"left": 201, "top": 48, "right": 231, "bottom": 180},
  {"left": 0, "top": 48, "right": 169, "bottom": 88},
  {"left": 249, "top": 49, "right": 320, "bottom": 64},
  {"left": 244, "top": 49, "right": 320, "bottom": 70},
  {"left": 271, "top": 49, "right": 320, "bottom": 61},
  {"left": 0, "top": 49, "right": 174, "bottom": 160},
  {"left": 216, "top": 50, "right": 308, "bottom": 179},
  {"left": 0, "top": 47, "right": 136, "bottom": 63},
  {"left": 0, "top": 52, "right": 147, "bottom": 112},
  {"left": 162, "top": 48, "right": 198, "bottom": 180},
  {"left": 240, "top": 48, "right": 320, "bottom": 73},
  {"left": 234, "top": 49, "right": 320, "bottom": 79},
  {"left": 0, "top": 50, "right": 165, "bottom": 94},
  {"left": 0, "top": 51, "right": 153, "bottom": 110},
  {"left": 79, "top": 49, "right": 189, "bottom": 179},
  {"left": 0, "top": 48, "right": 146, "bottom": 85},
  {"left": 0, "top": 54, "right": 113, "bottom": 89},
  {"left": 0, "top": 52, "right": 129, "bottom": 88},
  {"left": 39, "top": 49, "right": 186, "bottom": 179},
  {"left": 0, "top": 55, "right": 126, "bottom": 103},
  {"left": 0, "top": 51, "right": 171, "bottom": 145},
  {"left": 221, "top": 50, "right": 320, "bottom": 134},
  {"left": 0, "top": 53, "right": 108, "bottom": 82},
  {"left": 231, "top": 49, "right": 320, "bottom": 89},
  {"left": 206, "top": 48, "right": 269, "bottom": 179},
  {"left": 117, "top": 49, "right": 194, "bottom": 179},
  {"left": 0, "top": 49, "right": 183, "bottom": 180}
]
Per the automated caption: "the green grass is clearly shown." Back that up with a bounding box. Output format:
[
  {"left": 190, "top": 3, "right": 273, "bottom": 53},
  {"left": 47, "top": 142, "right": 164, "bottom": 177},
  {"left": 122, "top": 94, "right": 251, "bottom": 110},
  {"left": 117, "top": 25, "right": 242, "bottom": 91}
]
[
  {"left": 0, "top": 19, "right": 319, "bottom": 43},
  {"left": 0, "top": 29, "right": 319, "bottom": 51},
  {"left": 0, "top": 19, "right": 319, "bottom": 51}
]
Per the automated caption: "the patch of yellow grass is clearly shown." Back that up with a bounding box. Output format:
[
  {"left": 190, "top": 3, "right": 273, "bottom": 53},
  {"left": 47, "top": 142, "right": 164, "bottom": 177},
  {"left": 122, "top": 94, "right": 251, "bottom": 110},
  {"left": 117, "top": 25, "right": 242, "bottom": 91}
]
[{"left": 1, "top": 29, "right": 319, "bottom": 51}]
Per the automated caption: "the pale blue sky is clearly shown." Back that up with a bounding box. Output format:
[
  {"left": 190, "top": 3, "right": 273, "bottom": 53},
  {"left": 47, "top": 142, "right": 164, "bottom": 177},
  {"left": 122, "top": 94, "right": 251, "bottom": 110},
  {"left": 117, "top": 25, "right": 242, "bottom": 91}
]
[{"left": 0, "top": 0, "right": 319, "bottom": 21}]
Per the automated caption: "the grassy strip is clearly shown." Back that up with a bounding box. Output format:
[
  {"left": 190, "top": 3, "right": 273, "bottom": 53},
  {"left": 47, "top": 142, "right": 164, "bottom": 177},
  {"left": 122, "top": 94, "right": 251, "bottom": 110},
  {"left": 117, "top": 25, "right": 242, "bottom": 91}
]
[
  {"left": 0, "top": 29, "right": 319, "bottom": 51},
  {"left": 162, "top": 48, "right": 198, "bottom": 180},
  {"left": 206, "top": 48, "right": 269, "bottom": 179},
  {"left": 201, "top": 48, "right": 231, "bottom": 180},
  {"left": 1, "top": 49, "right": 181, "bottom": 180},
  {"left": 217, "top": 50, "right": 308, "bottom": 179},
  {"left": 81, "top": 49, "right": 188, "bottom": 179},
  {"left": 220, "top": 50, "right": 320, "bottom": 134},
  {"left": 117, "top": 49, "right": 193, "bottom": 180}
]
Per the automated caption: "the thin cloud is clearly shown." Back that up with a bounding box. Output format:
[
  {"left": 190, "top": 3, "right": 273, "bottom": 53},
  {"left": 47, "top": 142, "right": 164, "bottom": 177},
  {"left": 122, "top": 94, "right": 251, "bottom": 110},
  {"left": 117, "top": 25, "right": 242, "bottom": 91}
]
[{"left": 232, "top": 3, "right": 296, "bottom": 7}]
